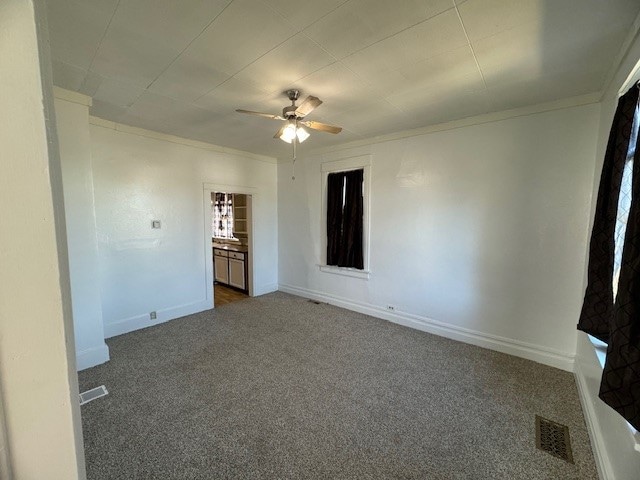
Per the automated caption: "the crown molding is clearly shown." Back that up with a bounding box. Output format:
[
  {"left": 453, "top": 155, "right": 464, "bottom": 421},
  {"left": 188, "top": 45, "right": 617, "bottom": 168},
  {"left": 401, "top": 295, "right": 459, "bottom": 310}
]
[
  {"left": 291, "top": 92, "right": 601, "bottom": 161},
  {"left": 89, "top": 116, "right": 278, "bottom": 164},
  {"left": 53, "top": 86, "right": 92, "bottom": 106}
]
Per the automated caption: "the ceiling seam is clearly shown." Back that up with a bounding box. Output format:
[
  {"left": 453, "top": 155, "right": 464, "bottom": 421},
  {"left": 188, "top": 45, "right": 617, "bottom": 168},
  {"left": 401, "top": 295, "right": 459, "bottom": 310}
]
[
  {"left": 78, "top": 0, "right": 122, "bottom": 92},
  {"left": 208, "top": 0, "right": 352, "bottom": 104},
  {"left": 192, "top": 32, "right": 300, "bottom": 103},
  {"left": 194, "top": 4, "right": 459, "bottom": 112},
  {"left": 196, "top": 4, "right": 459, "bottom": 107},
  {"left": 320, "top": 6, "right": 456, "bottom": 63},
  {"left": 296, "top": 5, "right": 460, "bottom": 114},
  {"left": 260, "top": 0, "right": 351, "bottom": 34},
  {"left": 144, "top": 0, "right": 236, "bottom": 90},
  {"left": 599, "top": 7, "right": 640, "bottom": 101},
  {"left": 452, "top": 0, "right": 488, "bottom": 92},
  {"left": 190, "top": 1, "right": 359, "bottom": 104}
]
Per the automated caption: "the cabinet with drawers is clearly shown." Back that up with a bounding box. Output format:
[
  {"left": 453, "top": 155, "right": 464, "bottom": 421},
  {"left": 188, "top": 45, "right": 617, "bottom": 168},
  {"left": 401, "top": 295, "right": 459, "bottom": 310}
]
[{"left": 214, "top": 248, "right": 247, "bottom": 292}]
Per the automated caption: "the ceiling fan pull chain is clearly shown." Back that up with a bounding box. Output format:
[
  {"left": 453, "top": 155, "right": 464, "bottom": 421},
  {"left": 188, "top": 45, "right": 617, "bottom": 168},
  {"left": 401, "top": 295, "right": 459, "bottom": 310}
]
[{"left": 292, "top": 136, "right": 297, "bottom": 180}]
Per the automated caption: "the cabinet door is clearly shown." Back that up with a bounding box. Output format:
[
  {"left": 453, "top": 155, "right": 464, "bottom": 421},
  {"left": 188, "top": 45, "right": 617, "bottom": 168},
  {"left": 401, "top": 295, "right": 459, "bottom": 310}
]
[
  {"left": 214, "top": 255, "right": 229, "bottom": 284},
  {"left": 228, "top": 258, "right": 245, "bottom": 290}
]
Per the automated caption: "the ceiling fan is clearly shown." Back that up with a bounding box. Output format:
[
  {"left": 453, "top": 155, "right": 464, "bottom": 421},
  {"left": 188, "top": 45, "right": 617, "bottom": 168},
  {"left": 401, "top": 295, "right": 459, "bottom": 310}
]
[{"left": 236, "top": 89, "right": 342, "bottom": 145}]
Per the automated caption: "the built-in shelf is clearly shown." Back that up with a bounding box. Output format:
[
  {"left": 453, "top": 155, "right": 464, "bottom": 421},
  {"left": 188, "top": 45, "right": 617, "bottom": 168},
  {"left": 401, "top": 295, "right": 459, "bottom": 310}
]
[{"left": 233, "top": 194, "right": 247, "bottom": 240}]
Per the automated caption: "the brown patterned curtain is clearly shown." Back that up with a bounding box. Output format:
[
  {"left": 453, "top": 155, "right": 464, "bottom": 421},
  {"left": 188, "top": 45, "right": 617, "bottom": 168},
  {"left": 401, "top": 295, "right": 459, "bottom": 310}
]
[
  {"left": 578, "top": 84, "right": 640, "bottom": 431},
  {"left": 326, "top": 169, "right": 364, "bottom": 269}
]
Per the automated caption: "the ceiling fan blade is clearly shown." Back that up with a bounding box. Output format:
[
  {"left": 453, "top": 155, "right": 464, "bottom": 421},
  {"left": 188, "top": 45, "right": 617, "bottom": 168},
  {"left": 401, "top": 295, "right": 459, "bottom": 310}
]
[
  {"left": 301, "top": 120, "right": 342, "bottom": 134},
  {"left": 236, "top": 109, "right": 284, "bottom": 120},
  {"left": 294, "top": 96, "right": 322, "bottom": 117},
  {"left": 274, "top": 124, "right": 287, "bottom": 139}
]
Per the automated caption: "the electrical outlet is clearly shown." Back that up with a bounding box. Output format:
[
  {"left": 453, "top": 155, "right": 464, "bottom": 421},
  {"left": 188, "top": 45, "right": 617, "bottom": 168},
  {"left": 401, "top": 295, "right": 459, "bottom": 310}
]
[
  {"left": 386, "top": 305, "right": 395, "bottom": 311},
  {"left": 150, "top": 311, "right": 157, "bottom": 320}
]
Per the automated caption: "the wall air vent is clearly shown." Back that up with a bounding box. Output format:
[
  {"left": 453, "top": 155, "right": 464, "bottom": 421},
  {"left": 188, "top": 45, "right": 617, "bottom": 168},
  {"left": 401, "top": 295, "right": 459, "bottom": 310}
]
[
  {"left": 79, "top": 385, "right": 108, "bottom": 406},
  {"left": 535, "top": 415, "right": 574, "bottom": 463}
]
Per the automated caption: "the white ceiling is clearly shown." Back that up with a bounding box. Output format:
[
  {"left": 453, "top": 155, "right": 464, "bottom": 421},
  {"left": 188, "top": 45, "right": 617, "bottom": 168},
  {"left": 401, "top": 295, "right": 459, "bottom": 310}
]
[{"left": 47, "top": 0, "right": 640, "bottom": 158}]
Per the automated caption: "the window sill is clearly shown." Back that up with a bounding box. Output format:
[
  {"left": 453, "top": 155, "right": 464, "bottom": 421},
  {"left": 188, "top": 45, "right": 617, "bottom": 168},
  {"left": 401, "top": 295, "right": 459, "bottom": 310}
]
[
  {"left": 587, "top": 335, "right": 640, "bottom": 452},
  {"left": 318, "top": 265, "right": 370, "bottom": 280},
  {"left": 213, "top": 237, "right": 240, "bottom": 243}
]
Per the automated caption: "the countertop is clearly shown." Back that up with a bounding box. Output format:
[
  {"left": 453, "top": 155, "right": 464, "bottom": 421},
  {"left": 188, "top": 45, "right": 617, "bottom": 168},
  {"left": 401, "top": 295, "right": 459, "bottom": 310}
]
[{"left": 212, "top": 242, "right": 248, "bottom": 253}]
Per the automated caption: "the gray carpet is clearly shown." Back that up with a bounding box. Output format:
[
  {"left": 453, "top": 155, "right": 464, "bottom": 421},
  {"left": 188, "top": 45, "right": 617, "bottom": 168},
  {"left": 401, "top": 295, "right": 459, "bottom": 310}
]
[{"left": 79, "top": 292, "right": 598, "bottom": 479}]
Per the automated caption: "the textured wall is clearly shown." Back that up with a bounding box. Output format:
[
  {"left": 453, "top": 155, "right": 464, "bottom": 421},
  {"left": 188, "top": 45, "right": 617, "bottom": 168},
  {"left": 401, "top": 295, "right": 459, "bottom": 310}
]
[
  {"left": 89, "top": 123, "right": 278, "bottom": 337},
  {"left": 278, "top": 103, "right": 600, "bottom": 367}
]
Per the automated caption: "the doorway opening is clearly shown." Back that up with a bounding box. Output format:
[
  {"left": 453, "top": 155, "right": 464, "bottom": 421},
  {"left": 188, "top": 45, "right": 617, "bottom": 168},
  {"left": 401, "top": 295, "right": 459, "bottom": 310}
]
[{"left": 209, "top": 191, "right": 253, "bottom": 307}]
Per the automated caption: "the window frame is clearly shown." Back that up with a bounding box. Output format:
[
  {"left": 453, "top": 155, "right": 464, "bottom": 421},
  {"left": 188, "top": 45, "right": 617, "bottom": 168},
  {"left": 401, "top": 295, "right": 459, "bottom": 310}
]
[
  {"left": 319, "top": 155, "right": 371, "bottom": 279},
  {"left": 212, "top": 192, "right": 239, "bottom": 241}
]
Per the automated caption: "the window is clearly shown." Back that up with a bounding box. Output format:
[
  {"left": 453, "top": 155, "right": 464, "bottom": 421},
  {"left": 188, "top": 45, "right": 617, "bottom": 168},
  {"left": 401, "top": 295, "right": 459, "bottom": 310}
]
[
  {"left": 327, "top": 169, "right": 364, "bottom": 269},
  {"left": 612, "top": 102, "right": 638, "bottom": 299},
  {"left": 212, "top": 192, "right": 234, "bottom": 239},
  {"left": 320, "top": 155, "right": 371, "bottom": 279}
]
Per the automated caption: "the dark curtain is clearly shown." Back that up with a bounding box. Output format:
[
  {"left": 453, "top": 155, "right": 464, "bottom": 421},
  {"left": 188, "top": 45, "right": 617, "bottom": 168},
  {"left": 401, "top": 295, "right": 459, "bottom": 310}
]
[
  {"left": 578, "top": 84, "right": 640, "bottom": 431},
  {"left": 342, "top": 169, "right": 364, "bottom": 269},
  {"left": 326, "top": 169, "right": 364, "bottom": 269},
  {"left": 327, "top": 172, "right": 345, "bottom": 266},
  {"left": 600, "top": 130, "right": 640, "bottom": 431},
  {"left": 578, "top": 86, "right": 639, "bottom": 342}
]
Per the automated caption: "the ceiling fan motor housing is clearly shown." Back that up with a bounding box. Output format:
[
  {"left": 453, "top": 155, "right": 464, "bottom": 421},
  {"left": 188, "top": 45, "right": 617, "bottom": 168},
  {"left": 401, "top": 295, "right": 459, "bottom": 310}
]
[
  {"left": 283, "top": 105, "right": 299, "bottom": 118},
  {"left": 286, "top": 89, "right": 300, "bottom": 101}
]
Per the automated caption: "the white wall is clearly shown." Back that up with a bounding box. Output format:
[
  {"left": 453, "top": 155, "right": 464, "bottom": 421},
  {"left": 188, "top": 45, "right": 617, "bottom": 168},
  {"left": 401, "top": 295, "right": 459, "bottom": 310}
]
[
  {"left": 88, "top": 121, "right": 278, "bottom": 337},
  {"left": 279, "top": 103, "right": 600, "bottom": 371},
  {"left": 0, "top": 388, "right": 11, "bottom": 479},
  {"left": 0, "top": 0, "right": 85, "bottom": 477},
  {"left": 573, "top": 23, "right": 640, "bottom": 480},
  {"left": 55, "top": 92, "right": 110, "bottom": 370}
]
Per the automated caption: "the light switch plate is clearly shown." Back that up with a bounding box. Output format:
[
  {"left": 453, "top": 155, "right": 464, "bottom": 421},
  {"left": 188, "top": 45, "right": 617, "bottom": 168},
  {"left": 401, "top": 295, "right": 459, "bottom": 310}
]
[{"left": 152, "top": 220, "right": 161, "bottom": 229}]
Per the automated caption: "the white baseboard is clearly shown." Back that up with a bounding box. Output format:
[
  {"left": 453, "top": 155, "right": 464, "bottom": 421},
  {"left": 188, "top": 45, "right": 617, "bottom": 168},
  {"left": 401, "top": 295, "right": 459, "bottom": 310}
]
[
  {"left": 76, "top": 343, "right": 110, "bottom": 371},
  {"left": 253, "top": 283, "right": 279, "bottom": 296},
  {"left": 279, "top": 284, "right": 575, "bottom": 372},
  {"left": 104, "top": 299, "right": 211, "bottom": 338},
  {"left": 574, "top": 360, "right": 614, "bottom": 480}
]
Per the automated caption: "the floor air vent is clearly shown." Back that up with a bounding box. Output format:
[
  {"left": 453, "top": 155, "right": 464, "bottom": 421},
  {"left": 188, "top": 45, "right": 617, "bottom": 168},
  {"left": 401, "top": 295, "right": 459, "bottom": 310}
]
[
  {"left": 79, "top": 385, "right": 108, "bottom": 406},
  {"left": 535, "top": 415, "right": 574, "bottom": 463}
]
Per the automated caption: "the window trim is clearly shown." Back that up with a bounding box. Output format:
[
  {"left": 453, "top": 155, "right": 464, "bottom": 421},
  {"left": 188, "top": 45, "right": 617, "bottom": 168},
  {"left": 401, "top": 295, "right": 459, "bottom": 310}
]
[
  {"left": 319, "top": 155, "right": 371, "bottom": 278},
  {"left": 588, "top": 334, "right": 640, "bottom": 449}
]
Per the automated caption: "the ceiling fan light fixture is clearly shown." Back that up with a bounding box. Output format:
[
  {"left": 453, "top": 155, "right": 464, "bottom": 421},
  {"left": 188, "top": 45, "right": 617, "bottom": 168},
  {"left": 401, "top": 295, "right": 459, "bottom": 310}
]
[
  {"left": 296, "top": 126, "right": 310, "bottom": 143},
  {"left": 280, "top": 123, "right": 297, "bottom": 143}
]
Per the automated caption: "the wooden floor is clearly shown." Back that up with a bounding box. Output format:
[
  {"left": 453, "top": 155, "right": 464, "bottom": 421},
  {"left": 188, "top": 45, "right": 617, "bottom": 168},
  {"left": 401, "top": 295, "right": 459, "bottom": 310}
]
[{"left": 214, "top": 283, "right": 248, "bottom": 307}]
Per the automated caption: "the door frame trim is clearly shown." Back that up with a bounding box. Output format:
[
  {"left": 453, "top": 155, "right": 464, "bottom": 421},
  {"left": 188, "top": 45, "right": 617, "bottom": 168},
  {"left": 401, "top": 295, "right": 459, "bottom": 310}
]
[{"left": 203, "top": 183, "right": 256, "bottom": 308}]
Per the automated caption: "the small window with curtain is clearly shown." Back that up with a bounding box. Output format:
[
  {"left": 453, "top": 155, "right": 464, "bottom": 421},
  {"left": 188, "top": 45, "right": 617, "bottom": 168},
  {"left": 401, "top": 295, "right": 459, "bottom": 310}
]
[
  {"left": 326, "top": 168, "right": 364, "bottom": 269},
  {"left": 212, "top": 192, "right": 234, "bottom": 239}
]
